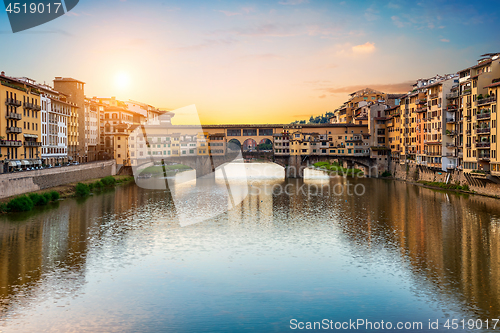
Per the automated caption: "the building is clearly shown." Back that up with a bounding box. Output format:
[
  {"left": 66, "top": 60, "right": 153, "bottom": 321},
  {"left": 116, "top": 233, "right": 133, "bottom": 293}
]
[
  {"left": 53, "top": 77, "right": 85, "bottom": 162},
  {"left": 84, "top": 98, "right": 104, "bottom": 162},
  {"left": 0, "top": 73, "right": 42, "bottom": 173},
  {"left": 36, "top": 83, "right": 75, "bottom": 166}
]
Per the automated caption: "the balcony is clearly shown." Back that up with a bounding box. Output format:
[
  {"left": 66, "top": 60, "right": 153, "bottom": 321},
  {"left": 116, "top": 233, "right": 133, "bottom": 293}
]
[
  {"left": 429, "top": 93, "right": 438, "bottom": 100},
  {"left": 24, "top": 141, "right": 41, "bottom": 147},
  {"left": 477, "top": 127, "right": 491, "bottom": 134},
  {"left": 33, "top": 104, "right": 41, "bottom": 111},
  {"left": 477, "top": 112, "right": 491, "bottom": 120},
  {"left": 462, "top": 89, "right": 471, "bottom": 96},
  {"left": 446, "top": 143, "right": 456, "bottom": 148},
  {"left": 5, "top": 98, "right": 21, "bottom": 107},
  {"left": 446, "top": 92, "right": 459, "bottom": 99},
  {"left": 416, "top": 107, "right": 427, "bottom": 113},
  {"left": 476, "top": 142, "right": 490, "bottom": 149},
  {"left": 445, "top": 152, "right": 457, "bottom": 157},
  {"left": 466, "top": 102, "right": 471, "bottom": 108},
  {"left": 24, "top": 102, "right": 34, "bottom": 109},
  {"left": 446, "top": 118, "right": 456, "bottom": 123},
  {"left": 6, "top": 112, "right": 22, "bottom": 120},
  {"left": 416, "top": 99, "right": 427, "bottom": 104},
  {"left": 0, "top": 140, "right": 22, "bottom": 147},
  {"left": 479, "top": 155, "right": 491, "bottom": 161},
  {"left": 427, "top": 151, "right": 441, "bottom": 156},
  {"left": 446, "top": 104, "right": 458, "bottom": 111},
  {"left": 6, "top": 126, "right": 22, "bottom": 134},
  {"left": 477, "top": 96, "right": 496, "bottom": 106},
  {"left": 446, "top": 130, "right": 457, "bottom": 136}
]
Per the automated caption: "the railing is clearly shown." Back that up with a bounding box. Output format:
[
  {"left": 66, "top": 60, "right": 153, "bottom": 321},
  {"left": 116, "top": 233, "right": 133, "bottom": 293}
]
[
  {"left": 6, "top": 112, "right": 22, "bottom": 120},
  {"left": 416, "top": 99, "right": 427, "bottom": 104},
  {"left": 446, "top": 118, "right": 456, "bottom": 123},
  {"left": 462, "top": 89, "right": 471, "bottom": 96},
  {"left": 479, "top": 155, "right": 491, "bottom": 160},
  {"left": 446, "top": 104, "right": 458, "bottom": 111},
  {"left": 446, "top": 143, "right": 456, "bottom": 148},
  {"left": 476, "top": 142, "right": 491, "bottom": 148},
  {"left": 446, "top": 92, "right": 459, "bottom": 99},
  {"left": 445, "top": 152, "right": 456, "bottom": 157},
  {"left": 477, "top": 112, "right": 491, "bottom": 119},
  {"left": 477, "top": 96, "right": 496, "bottom": 105},
  {"left": 33, "top": 104, "right": 41, "bottom": 111},
  {"left": 429, "top": 93, "right": 438, "bottom": 100},
  {"left": 24, "top": 102, "right": 34, "bottom": 109},
  {"left": 24, "top": 141, "right": 42, "bottom": 147},
  {"left": 6, "top": 126, "right": 22, "bottom": 133},
  {"left": 416, "top": 107, "right": 427, "bottom": 113},
  {"left": 0, "top": 140, "right": 22, "bottom": 147},
  {"left": 477, "top": 128, "right": 491, "bottom": 134},
  {"left": 5, "top": 98, "right": 21, "bottom": 107}
]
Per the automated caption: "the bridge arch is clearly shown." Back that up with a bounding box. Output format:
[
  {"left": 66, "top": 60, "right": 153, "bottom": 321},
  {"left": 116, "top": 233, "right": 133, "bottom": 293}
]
[
  {"left": 228, "top": 139, "right": 241, "bottom": 151},
  {"left": 242, "top": 138, "right": 257, "bottom": 151}
]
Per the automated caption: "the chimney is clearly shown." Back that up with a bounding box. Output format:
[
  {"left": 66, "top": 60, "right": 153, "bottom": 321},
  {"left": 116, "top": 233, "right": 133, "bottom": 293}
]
[{"left": 1, "top": 71, "right": 4, "bottom": 76}]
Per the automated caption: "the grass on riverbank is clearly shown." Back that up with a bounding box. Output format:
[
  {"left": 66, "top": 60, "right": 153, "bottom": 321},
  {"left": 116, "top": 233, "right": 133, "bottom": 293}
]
[
  {"left": 417, "top": 180, "right": 470, "bottom": 191},
  {"left": 0, "top": 175, "right": 134, "bottom": 213},
  {"left": 140, "top": 164, "right": 191, "bottom": 175},
  {"left": 312, "top": 161, "right": 364, "bottom": 177}
]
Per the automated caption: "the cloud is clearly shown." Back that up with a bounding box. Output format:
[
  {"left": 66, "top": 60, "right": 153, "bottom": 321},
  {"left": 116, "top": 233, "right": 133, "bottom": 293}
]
[
  {"left": 391, "top": 16, "right": 405, "bottom": 28},
  {"left": 278, "top": 0, "right": 309, "bottom": 5},
  {"left": 242, "top": 7, "right": 255, "bottom": 14},
  {"left": 172, "top": 38, "right": 237, "bottom": 52},
  {"left": 238, "top": 53, "right": 285, "bottom": 61},
  {"left": 318, "top": 95, "right": 327, "bottom": 98},
  {"left": 352, "top": 42, "right": 376, "bottom": 54},
  {"left": 318, "top": 81, "right": 414, "bottom": 94},
  {"left": 364, "top": 5, "right": 379, "bottom": 21},
  {"left": 440, "top": 38, "right": 450, "bottom": 42},
  {"left": 217, "top": 10, "right": 241, "bottom": 16},
  {"left": 212, "top": 23, "right": 345, "bottom": 39}
]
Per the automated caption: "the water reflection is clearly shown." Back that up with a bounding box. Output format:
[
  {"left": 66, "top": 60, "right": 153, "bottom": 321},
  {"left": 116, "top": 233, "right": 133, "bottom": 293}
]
[{"left": 0, "top": 175, "right": 499, "bottom": 331}]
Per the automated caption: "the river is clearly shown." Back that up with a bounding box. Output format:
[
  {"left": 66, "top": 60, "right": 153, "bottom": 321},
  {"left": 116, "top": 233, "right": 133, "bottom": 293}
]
[{"left": 0, "top": 163, "right": 499, "bottom": 332}]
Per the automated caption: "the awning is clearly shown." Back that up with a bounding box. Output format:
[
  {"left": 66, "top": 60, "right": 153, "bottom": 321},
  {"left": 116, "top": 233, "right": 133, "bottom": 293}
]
[
  {"left": 20, "top": 160, "right": 30, "bottom": 166},
  {"left": 8, "top": 161, "right": 17, "bottom": 167},
  {"left": 23, "top": 134, "right": 38, "bottom": 138},
  {"left": 34, "top": 160, "right": 41, "bottom": 165},
  {"left": 68, "top": 156, "right": 73, "bottom": 160}
]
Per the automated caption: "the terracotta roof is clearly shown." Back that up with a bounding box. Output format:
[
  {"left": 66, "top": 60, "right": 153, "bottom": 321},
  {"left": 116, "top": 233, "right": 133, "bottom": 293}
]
[
  {"left": 485, "top": 81, "right": 500, "bottom": 88},
  {"left": 471, "top": 59, "right": 492, "bottom": 69}
]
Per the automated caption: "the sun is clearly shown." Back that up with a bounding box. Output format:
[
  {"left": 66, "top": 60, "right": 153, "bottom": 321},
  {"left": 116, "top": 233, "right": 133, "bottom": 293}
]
[{"left": 115, "top": 72, "right": 130, "bottom": 90}]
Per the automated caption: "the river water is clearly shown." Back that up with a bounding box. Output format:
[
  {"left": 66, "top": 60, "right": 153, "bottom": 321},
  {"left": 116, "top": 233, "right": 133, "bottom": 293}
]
[{"left": 0, "top": 164, "right": 499, "bottom": 332}]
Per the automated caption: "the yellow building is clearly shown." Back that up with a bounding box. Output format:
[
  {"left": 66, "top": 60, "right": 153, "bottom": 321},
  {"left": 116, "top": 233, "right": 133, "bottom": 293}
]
[
  {"left": 0, "top": 74, "right": 42, "bottom": 172},
  {"left": 330, "top": 88, "right": 387, "bottom": 124},
  {"left": 486, "top": 81, "right": 499, "bottom": 175}
]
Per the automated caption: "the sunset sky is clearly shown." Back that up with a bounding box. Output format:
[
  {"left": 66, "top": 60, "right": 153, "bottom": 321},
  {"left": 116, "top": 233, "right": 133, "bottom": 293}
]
[{"left": 0, "top": 0, "right": 499, "bottom": 124}]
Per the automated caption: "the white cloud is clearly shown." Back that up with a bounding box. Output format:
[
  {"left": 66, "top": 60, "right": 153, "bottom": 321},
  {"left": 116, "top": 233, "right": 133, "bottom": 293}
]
[
  {"left": 440, "top": 38, "right": 450, "bottom": 42},
  {"left": 278, "top": 0, "right": 309, "bottom": 5},
  {"left": 352, "top": 42, "right": 376, "bottom": 54}
]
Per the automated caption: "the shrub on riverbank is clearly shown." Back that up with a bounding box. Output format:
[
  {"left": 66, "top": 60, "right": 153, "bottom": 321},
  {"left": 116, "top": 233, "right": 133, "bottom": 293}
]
[
  {"left": 418, "top": 181, "right": 470, "bottom": 191},
  {"left": 1, "top": 176, "right": 134, "bottom": 214},
  {"left": 312, "top": 161, "right": 364, "bottom": 177},
  {"left": 76, "top": 183, "right": 90, "bottom": 197},
  {"left": 101, "top": 176, "right": 116, "bottom": 187},
  {"left": 381, "top": 171, "right": 392, "bottom": 178},
  {"left": 50, "top": 191, "right": 60, "bottom": 201},
  {"left": 7, "top": 196, "right": 34, "bottom": 212},
  {"left": 29, "top": 193, "right": 49, "bottom": 206}
]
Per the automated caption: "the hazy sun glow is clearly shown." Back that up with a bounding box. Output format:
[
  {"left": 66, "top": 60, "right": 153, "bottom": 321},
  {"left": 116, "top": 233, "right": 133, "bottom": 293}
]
[{"left": 115, "top": 73, "right": 130, "bottom": 90}]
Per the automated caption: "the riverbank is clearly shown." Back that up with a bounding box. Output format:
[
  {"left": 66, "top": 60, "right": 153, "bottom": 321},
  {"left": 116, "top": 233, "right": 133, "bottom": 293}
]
[
  {"left": 0, "top": 175, "right": 134, "bottom": 213},
  {"left": 312, "top": 161, "right": 364, "bottom": 176}
]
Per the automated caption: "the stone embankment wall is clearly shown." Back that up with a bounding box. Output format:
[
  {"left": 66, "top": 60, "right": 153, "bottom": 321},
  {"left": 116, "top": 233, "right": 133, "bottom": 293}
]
[
  {"left": 0, "top": 160, "right": 116, "bottom": 199},
  {"left": 390, "top": 162, "right": 500, "bottom": 198}
]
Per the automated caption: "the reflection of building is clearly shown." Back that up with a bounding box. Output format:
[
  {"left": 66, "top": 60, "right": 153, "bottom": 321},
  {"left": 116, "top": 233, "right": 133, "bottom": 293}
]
[{"left": 0, "top": 73, "right": 42, "bottom": 173}]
